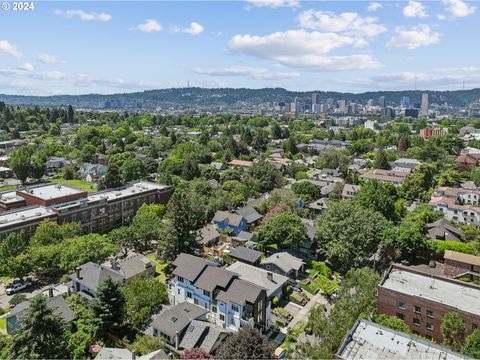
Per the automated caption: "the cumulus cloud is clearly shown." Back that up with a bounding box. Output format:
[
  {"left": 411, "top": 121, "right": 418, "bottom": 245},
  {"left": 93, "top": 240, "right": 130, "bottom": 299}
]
[
  {"left": 367, "top": 2, "right": 383, "bottom": 12},
  {"left": 174, "top": 22, "right": 204, "bottom": 35},
  {"left": 37, "top": 53, "right": 60, "bottom": 64},
  {"left": 403, "top": 1, "right": 428, "bottom": 18},
  {"left": 297, "top": 10, "right": 387, "bottom": 37},
  {"left": 387, "top": 24, "right": 441, "bottom": 49},
  {"left": 54, "top": 9, "right": 112, "bottom": 22},
  {"left": 17, "top": 63, "right": 34, "bottom": 72},
  {"left": 245, "top": 0, "right": 299, "bottom": 8},
  {"left": 0, "top": 40, "right": 22, "bottom": 58},
  {"left": 193, "top": 66, "right": 299, "bottom": 80},
  {"left": 442, "top": 0, "right": 476, "bottom": 17},
  {"left": 135, "top": 19, "right": 162, "bottom": 33}
]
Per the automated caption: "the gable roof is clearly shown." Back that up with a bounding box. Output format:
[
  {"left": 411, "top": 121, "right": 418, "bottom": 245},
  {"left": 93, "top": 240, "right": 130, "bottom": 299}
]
[
  {"left": 11, "top": 295, "right": 76, "bottom": 325},
  {"left": 172, "top": 253, "right": 212, "bottom": 282},
  {"left": 231, "top": 230, "right": 254, "bottom": 243},
  {"left": 69, "top": 262, "right": 124, "bottom": 292},
  {"left": 261, "top": 252, "right": 304, "bottom": 273},
  {"left": 230, "top": 246, "right": 263, "bottom": 264},
  {"left": 427, "top": 218, "right": 462, "bottom": 241},
  {"left": 197, "top": 225, "right": 221, "bottom": 245},
  {"left": 193, "top": 266, "right": 237, "bottom": 293},
  {"left": 212, "top": 211, "right": 245, "bottom": 227},
  {"left": 115, "top": 253, "right": 153, "bottom": 279},
  {"left": 235, "top": 205, "right": 262, "bottom": 224}
]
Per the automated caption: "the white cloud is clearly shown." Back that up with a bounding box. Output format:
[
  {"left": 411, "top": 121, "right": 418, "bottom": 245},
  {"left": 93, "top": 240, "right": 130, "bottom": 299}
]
[
  {"left": 442, "top": 0, "right": 476, "bottom": 17},
  {"left": 0, "top": 40, "right": 22, "bottom": 58},
  {"left": 387, "top": 24, "right": 441, "bottom": 49},
  {"left": 437, "top": 14, "right": 447, "bottom": 20},
  {"left": 174, "top": 22, "right": 204, "bottom": 35},
  {"left": 245, "top": 0, "right": 299, "bottom": 8},
  {"left": 37, "top": 53, "right": 61, "bottom": 64},
  {"left": 136, "top": 19, "right": 162, "bottom": 33},
  {"left": 297, "top": 10, "right": 387, "bottom": 38},
  {"left": 367, "top": 2, "right": 383, "bottom": 12},
  {"left": 17, "top": 63, "right": 34, "bottom": 72},
  {"left": 54, "top": 9, "right": 112, "bottom": 22},
  {"left": 193, "top": 66, "right": 300, "bottom": 80},
  {"left": 403, "top": 1, "right": 428, "bottom": 17}
]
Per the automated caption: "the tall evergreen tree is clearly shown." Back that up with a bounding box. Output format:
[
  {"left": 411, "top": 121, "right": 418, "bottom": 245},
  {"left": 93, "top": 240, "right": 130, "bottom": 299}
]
[{"left": 8, "top": 295, "right": 68, "bottom": 359}]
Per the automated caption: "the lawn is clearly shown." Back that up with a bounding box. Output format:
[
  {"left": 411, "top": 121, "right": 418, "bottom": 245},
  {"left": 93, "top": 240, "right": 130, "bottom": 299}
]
[
  {"left": 47, "top": 178, "right": 96, "bottom": 192},
  {"left": 147, "top": 254, "right": 168, "bottom": 284},
  {"left": 0, "top": 184, "right": 17, "bottom": 191}
]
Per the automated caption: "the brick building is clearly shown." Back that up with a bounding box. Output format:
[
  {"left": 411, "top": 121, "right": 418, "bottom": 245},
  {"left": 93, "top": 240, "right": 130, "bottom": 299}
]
[
  {"left": 444, "top": 250, "right": 480, "bottom": 281},
  {"left": 378, "top": 264, "right": 480, "bottom": 342},
  {"left": 0, "top": 182, "right": 172, "bottom": 241}
]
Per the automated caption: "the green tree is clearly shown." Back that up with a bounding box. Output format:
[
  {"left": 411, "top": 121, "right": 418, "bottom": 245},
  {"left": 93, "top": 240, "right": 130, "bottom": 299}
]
[
  {"left": 103, "top": 163, "right": 123, "bottom": 188},
  {"left": 181, "top": 154, "right": 201, "bottom": 180},
  {"left": 0, "top": 232, "right": 31, "bottom": 279},
  {"left": 130, "top": 335, "right": 165, "bottom": 356},
  {"left": 441, "top": 312, "right": 466, "bottom": 351},
  {"left": 8, "top": 295, "right": 68, "bottom": 359},
  {"left": 462, "top": 329, "right": 480, "bottom": 358},
  {"left": 80, "top": 144, "right": 96, "bottom": 163},
  {"left": 315, "top": 149, "right": 350, "bottom": 174},
  {"left": 130, "top": 204, "right": 165, "bottom": 252},
  {"left": 314, "top": 201, "right": 389, "bottom": 273},
  {"left": 124, "top": 278, "right": 168, "bottom": 330},
  {"left": 257, "top": 212, "right": 308, "bottom": 249},
  {"left": 373, "top": 149, "right": 390, "bottom": 169},
  {"left": 355, "top": 180, "right": 398, "bottom": 221},
  {"left": 247, "top": 161, "right": 284, "bottom": 193},
  {"left": 9, "top": 147, "right": 31, "bottom": 184},
  {"left": 66, "top": 295, "right": 96, "bottom": 359},
  {"left": 67, "top": 105, "right": 75, "bottom": 123},
  {"left": 373, "top": 314, "right": 411, "bottom": 333},
  {"left": 90, "top": 277, "right": 125, "bottom": 338},
  {"left": 216, "top": 327, "right": 274, "bottom": 359},
  {"left": 121, "top": 157, "right": 147, "bottom": 182},
  {"left": 30, "top": 151, "right": 47, "bottom": 181},
  {"left": 471, "top": 167, "right": 480, "bottom": 187},
  {"left": 291, "top": 181, "right": 322, "bottom": 202}
]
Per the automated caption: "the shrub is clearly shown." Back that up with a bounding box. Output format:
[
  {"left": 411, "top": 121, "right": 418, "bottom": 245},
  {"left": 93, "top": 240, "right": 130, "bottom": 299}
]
[
  {"left": 309, "top": 260, "right": 332, "bottom": 278},
  {"left": 428, "top": 239, "right": 479, "bottom": 257},
  {"left": 272, "top": 296, "right": 279, "bottom": 306}
]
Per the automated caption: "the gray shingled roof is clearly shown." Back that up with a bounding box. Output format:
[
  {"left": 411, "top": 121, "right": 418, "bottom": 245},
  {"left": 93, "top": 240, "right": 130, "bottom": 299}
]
[
  {"left": 235, "top": 206, "right": 263, "bottom": 224},
  {"left": 193, "top": 266, "right": 237, "bottom": 293},
  {"left": 212, "top": 211, "right": 245, "bottom": 227},
  {"left": 230, "top": 246, "right": 263, "bottom": 264},
  {"left": 197, "top": 225, "right": 221, "bottom": 245},
  {"left": 216, "top": 278, "right": 264, "bottom": 305},
  {"left": 116, "top": 253, "right": 153, "bottom": 279},
  {"left": 172, "top": 253, "right": 211, "bottom": 282},
  {"left": 69, "top": 262, "right": 124, "bottom": 292},
  {"left": 11, "top": 295, "right": 76, "bottom": 324},
  {"left": 150, "top": 302, "right": 208, "bottom": 338},
  {"left": 231, "top": 231, "right": 254, "bottom": 243},
  {"left": 178, "top": 319, "right": 228, "bottom": 354},
  {"left": 261, "top": 252, "right": 304, "bottom": 274}
]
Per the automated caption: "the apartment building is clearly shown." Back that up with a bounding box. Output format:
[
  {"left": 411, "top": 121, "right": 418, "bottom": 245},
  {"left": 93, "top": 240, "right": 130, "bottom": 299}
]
[
  {"left": 0, "top": 181, "right": 172, "bottom": 240},
  {"left": 359, "top": 169, "right": 409, "bottom": 186},
  {"left": 429, "top": 196, "right": 480, "bottom": 226},
  {"left": 168, "top": 253, "right": 269, "bottom": 333},
  {"left": 444, "top": 250, "right": 480, "bottom": 281},
  {"left": 378, "top": 264, "right": 480, "bottom": 342}
]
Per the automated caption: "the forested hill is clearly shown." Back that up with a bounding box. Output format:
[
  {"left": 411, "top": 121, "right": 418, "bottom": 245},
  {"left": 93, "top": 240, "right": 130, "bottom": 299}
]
[{"left": 1, "top": 87, "right": 480, "bottom": 109}]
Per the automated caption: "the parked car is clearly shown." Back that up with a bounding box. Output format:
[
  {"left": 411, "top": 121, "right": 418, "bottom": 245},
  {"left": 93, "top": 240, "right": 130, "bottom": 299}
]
[{"left": 6, "top": 279, "right": 32, "bottom": 295}]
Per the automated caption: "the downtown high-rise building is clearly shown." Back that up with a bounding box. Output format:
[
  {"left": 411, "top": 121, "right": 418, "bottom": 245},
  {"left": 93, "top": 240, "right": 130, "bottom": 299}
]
[
  {"left": 421, "top": 93, "right": 429, "bottom": 117},
  {"left": 379, "top": 96, "right": 386, "bottom": 108},
  {"left": 400, "top": 96, "right": 410, "bottom": 108}
]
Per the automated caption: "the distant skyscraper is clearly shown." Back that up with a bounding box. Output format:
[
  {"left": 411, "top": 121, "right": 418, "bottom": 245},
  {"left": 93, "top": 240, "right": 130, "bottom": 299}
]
[
  {"left": 312, "top": 93, "right": 318, "bottom": 105},
  {"left": 379, "top": 96, "right": 386, "bottom": 108},
  {"left": 291, "top": 97, "right": 298, "bottom": 113},
  {"left": 401, "top": 96, "right": 410, "bottom": 108},
  {"left": 367, "top": 99, "right": 374, "bottom": 106},
  {"left": 421, "top": 93, "right": 429, "bottom": 117},
  {"left": 338, "top": 100, "right": 347, "bottom": 113}
]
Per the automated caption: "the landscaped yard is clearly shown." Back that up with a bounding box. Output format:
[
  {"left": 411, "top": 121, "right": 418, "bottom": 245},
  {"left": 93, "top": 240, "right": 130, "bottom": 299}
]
[
  {"left": 147, "top": 254, "right": 168, "bottom": 284},
  {"left": 47, "top": 178, "right": 96, "bottom": 192},
  {"left": 0, "top": 184, "right": 17, "bottom": 191},
  {"left": 0, "top": 316, "right": 6, "bottom": 330}
]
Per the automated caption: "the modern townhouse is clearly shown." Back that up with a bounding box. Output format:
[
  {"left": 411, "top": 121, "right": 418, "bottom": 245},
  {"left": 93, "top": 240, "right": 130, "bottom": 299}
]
[{"left": 168, "top": 253, "right": 269, "bottom": 333}]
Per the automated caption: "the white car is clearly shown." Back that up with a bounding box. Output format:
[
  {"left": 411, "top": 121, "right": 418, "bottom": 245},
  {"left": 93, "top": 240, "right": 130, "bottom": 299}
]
[{"left": 6, "top": 280, "right": 32, "bottom": 295}]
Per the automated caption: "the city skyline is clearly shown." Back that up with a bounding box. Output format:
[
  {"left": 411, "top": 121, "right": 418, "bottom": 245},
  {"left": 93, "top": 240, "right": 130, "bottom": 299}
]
[{"left": 0, "top": 0, "right": 479, "bottom": 95}]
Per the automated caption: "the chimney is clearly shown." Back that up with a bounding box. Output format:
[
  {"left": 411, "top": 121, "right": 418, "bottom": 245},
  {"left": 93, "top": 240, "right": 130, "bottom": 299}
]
[
  {"left": 75, "top": 267, "right": 82, "bottom": 279},
  {"left": 267, "top": 272, "right": 273, "bottom": 281},
  {"left": 175, "top": 331, "right": 180, "bottom": 349},
  {"left": 48, "top": 287, "right": 54, "bottom": 298},
  {"left": 131, "top": 350, "right": 136, "bottom": 360}
]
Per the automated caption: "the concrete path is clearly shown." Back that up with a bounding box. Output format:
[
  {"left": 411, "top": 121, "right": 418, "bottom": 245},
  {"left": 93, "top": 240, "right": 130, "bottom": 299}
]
[{"left": 282, "top": 291, "right": 328, "bottom": 332}]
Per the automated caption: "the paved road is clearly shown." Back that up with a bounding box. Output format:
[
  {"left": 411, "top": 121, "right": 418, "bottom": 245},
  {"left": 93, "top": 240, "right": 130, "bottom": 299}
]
[{"left": 0, "top": 282, "right": 52, "bottom": 308}]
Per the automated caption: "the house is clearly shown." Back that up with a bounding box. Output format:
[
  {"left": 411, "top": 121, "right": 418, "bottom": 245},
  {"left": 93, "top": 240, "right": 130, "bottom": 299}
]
[
  {"left": 429, "top": 196, "right": 480, "bottom": 226},
  {"left": 47, "top": 157, "right": 67, "bottom": 171},
  {"left": 96, "top": 348, "right": 168, "bottom": 360},
  {"left": 229, "top": 246, "right": 263, "bottom": 266},
  {"left": 228, "top": 159, "right": 253, "bottom": 169},
  {"left": 456, "top": 152, "right": 480, "bottom": 171},
  {"left": 226, "top": 261, "right": 289, "bottom": 303},
  {"left": 342, "top": 184, "right": 361, "bottom": 200},
  {"left": 307, "top": 198, "right": 329, "bottom": 216},
  {"left": 230, "top": 230, "right": 254, "bottom": 245},
  {"left": 197, "top": 225, "right": 221, "bottom": 250},
  {"left": 235, "top": 205, "right": 262, "bottom": 227},
  {"left": 6, "top": 293, "right": 76, "bottom": 335},
  {"left": 212, "top": 211, "right": 248, "bottom": 235},
  {"left": 69, "top": 262, "right": 125, "bottom": 299},
  {"left": 336, "top": 318, "right": 467, "bottom": 360},
  {"left": 377, "top": 264, "right": 480, "bottom": 342},
  {"left": 444, "top": 250, "right": 480, "bottom": 281},
  {"left": 360, "top": 169, "right": 409, "bottom": 186},
  {"left": 261, "top": 252, "right": 305, "bottom": 278},
  {"left": 318, "top": 168, "right": 342, "bottom": 177},
  {"left": 168, "top": 253, "right": 269, "bottom": 332},
  {"left": 426, "top": 218, "right": 462, "bottom": 241},
  {"left": 391, "top": 158, "right": 422, "bottom": 173},
  {"left": 108, "top": 253, "right": 155, "bottom": 282},
  {"left": 145, "top": 302, "right": 228, "bottom": 356},
  {"left": 78, "top": 163, "right": 108, "bottom": 180}
]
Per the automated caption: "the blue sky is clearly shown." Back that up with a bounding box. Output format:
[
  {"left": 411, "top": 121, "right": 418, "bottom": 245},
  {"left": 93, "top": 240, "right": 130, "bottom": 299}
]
[{"left": 0, "top": 0, "right": 478, "bottom": 95}]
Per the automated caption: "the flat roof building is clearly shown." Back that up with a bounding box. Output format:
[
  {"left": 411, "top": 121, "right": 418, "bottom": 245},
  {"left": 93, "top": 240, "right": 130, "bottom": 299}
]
[
  {"left": 336, "top": 318, "right": 469, "bottom": 360},
  {"left": 17, "top": 183, "right": 87, "bottom": 207}
]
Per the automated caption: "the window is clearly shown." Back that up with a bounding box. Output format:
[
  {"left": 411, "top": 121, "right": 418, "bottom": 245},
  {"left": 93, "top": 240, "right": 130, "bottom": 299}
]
[
  {"left": 396, "top": 313, "right": 405, "bottom": 321},
  {"left": 187, "top": 292, "right": 192, "bottom": 299},
  {"left": 396, "top": 300, "right": 406, "bottom": 310},
  {"left": 212, "top": 305, "right": 217, "bottom": 313},
  {"left": 414, "top": 306, "right": 421, "bottom": 313},
  {"left": 203, "top": 290, "right": 211, "bottom": 297},
  {"left": 153, "top": 328, "right": 158, "bottom": 336},
  {"left": 220, "top": 314, "right": 225, "bottom": 321},
  {"left": 232, "top": 305, "right": 239, "bottom": 312},
  {"left": 194, "top": 298, "right": 198, "bottom": 305},
  {"left": 413, "top": 318, "right": 421, "bottom": 326},
  {"left": 177, "top": 289, "right": 180, "bottom": 295},
  {"left": 473, "top": 324, "right": 478, "bottom": 330},
  {"left": 177, "top": 276, "right": 184, "bottom": 283},
  {"left": 426, "top": 310, "right": 434, "bottom": 318},
  {"left": 426, "top": 323, "right": 434, "bottom": 331}
]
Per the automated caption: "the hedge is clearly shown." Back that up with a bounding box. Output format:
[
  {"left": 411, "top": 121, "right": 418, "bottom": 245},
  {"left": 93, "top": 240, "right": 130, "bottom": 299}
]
[{"left": 428, "top": 239, "right": 479, "bottom": 257}]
